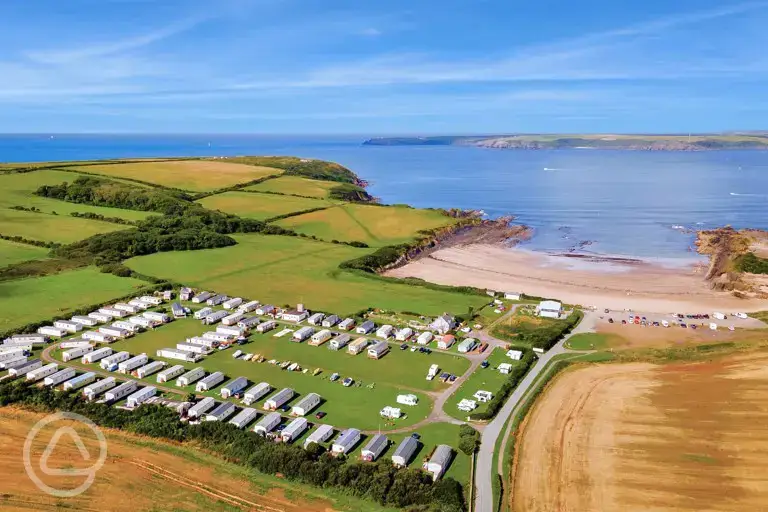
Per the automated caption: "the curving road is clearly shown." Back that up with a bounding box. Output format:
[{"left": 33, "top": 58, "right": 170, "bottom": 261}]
[{"left": 474, "top": 311, "right": 597, "bottom": 512}]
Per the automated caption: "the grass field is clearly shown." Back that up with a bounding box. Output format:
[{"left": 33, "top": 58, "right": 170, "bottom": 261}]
[
  {"left": 0, "top": 239, "right": 49, "bottom": 267},
  {"left": 245, "top": 176, "right": 339, "bottom": 198},
  {"left": 68, "top": 160, "right": 283, "bottom": 191},
  {"left": 565, "top": 332, "right": 612, "bottom": 350},
  {"left": 276, "top": 204, "right": 456, "bottom": 247},
  {"left": 126, "top": 234, "right": 486, "bottom": 316},
  {"left": 197, "top": 191, "right": 330, "bottom": 221},
  {"left": 0, "top": 208, "right": 132, "bottom": 244},
  {"left": 445, "top": 348, "right": 520, "bottom": 420},
  {"left": 0, "top": 267, "right": 148, "bottom": 332},
  {"left": 491, "top": 308, "right": 567, "bottom": 347}
]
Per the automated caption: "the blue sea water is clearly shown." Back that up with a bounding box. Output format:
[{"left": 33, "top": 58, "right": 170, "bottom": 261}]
[{"left": 2, "top": 134, "right": 767, "bottom": 260}]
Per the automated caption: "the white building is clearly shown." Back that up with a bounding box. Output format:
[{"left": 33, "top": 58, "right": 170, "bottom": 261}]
[
  {"left": 380, "top": 406, "right": 402, "bottom": 419},
  {"left": 309, "top": 329, "right": 332, "bottom": 346},
  {"left": 367, "top": 340, "right": 390, "bottom": 359},
  {"left": 292, "top": 327, "right": 314, "bottom": 342},
  {"left": 504, "top": 292, "right": 522, "bottom": 301},
  {"left": 128, "top": 299, "right": 151, "bottom": 310},
  {"left": 253, "top": 411, "right": 281, "bottom": 435},
  {"left": 417, "top": 332, "right": 434, "bottom": 345},
  {"left": 221, "top": 377, "right": 249, "bottom": 399},
  {"left": 395, "top": 328, "right": 414, "bottom": 341},
  {"left": 429, "top": 314, "right": 456, "bottom": 335},
  {"left": 27, "top": 363, "right": 59, "bottom": 382},
  {"left": 196, "top": 371, "right": 225, "bottom": 392},
  {"left": 282, "top": 309, "right": 309, "bottom": 323},
  {"left": 126, "top": 386, "right": 157, "bottom": 408},
  {"left": 425, "top": 445, "right": 453, "bottom": 481},
  {"left": 99, "top": 326, "right": 131, "bottom": 339},
  {"left": 44, "top": 368, "right": 76, "bottom": 387},
  {"left": 203, "top": 310, "right": 227, "bottom": 325},
  {"left": 304, "top": 424, "right": 334, "bottom": 449},
  {"left": 217, "top": 325, "right": 244, "bottom": 337},
  {"left": 206, "top": 294, "right": 227, "bottom": 306},
  {"left": 392, "top": 437, "right": 418, "bottom": 467},
  {"left": 82, "top": 331, "right": 113, "bottom": 343},
  {"left": 37, "top": 326, "right": 67, "bottom": 338},
  {"left": 191, "top": 291, "right": 213, "bottom": 304},
  {"left": 62, "top": 372, "right": 96, "bottom": 391},
  {"left": 338, "top": 318, "right": 355, "bottom": 331},
  {"left": 264, "top": 388, "right": 294, "bottom": 410},
  {"left": 238, "top": 300, "right": 260, "bottom": 313},
  {"left": 457, "top": 338, "right": 477, "bottom": 353},
  {"left": 88, "top": 312, "right": 113, "bottom": 323},
  {"left": 361, "top": 434, "right": 388, "bottom": 462},
  {"left": 243, "top": 382, "right": 271, "bottom": 405},
  {"left": 112, "top": 320, "right": 141, "bottom": 333},
  {"left": 376, "top": 325, "right": 394, "bottom": 339},
  {"left": 255, "top": 304, "right": 275, "bottom": 315},
  {"left": 205, "top": 402, "right": 236, "bottom": 422},
  {"left": 100, "top": 351, "right": 130, "bottom": 370},
  {"left": 256, "top": 320, "right": 277, "bottom": 333},
  {"left": 356, "top": 320, "right": 375, "bottom": 334},
  {"left": 59, "top": 339, "right": 91, "bottom": 349},
  {"left": 329, "top": 334, "right": 350, "bottom": 350},
  {"left": 71, "top": 315, "right": 98, "bottom": 327},
  {"left": 5, "top": 334, "right": 46, "bottom": 345},
  {"left": 229, "top": 407, "right": 258, "bottom": 429},
  {"left": 537, "top": 300, "right": 563, "bottom": 319},
  {"left": 9, "top": 359, "right": 42, "bottom": 377},
  {"left": 506, "top": 349, "right": 523, "bottom": 360},
  {"left": 53, "top": 320, "right": 83, "bottom": 333},
  {"left": 203, "top": 331, "right": 231, "bottom": 342},
  {"left": 281, "top": 417, "right": 308, "bottom": 442},
  {"left": 139, "top": 295, "right": 163, "bottom": 306},
  {"left": 63, "top": 345, "right": 93, "bottom": 362},
  {"left": 188, "top": 397, "right": 216, "bottom": 419},
  {"left": 347, "top": 337, "right": 369, "bottom": 355},
  {"left": 321, "top": 315, "right": 339, "bottom": 328},
  {"left": 114, "top": 303, "right": 140, "bottom": 314},
  {"left": 99, "top": 307, "right": 127, "bottom": 318},
  {"left": 193, "top": 307, "right": 214, "bottom": 320},
  {"left": 176, "top": 342, "right": 208, "bottom": 355},
  {"left": 307, "top": 313, "right": 325, "bottom": 325},
  {"left": 82, "top": 347, "right": 113, "bottom": 364},
  {"left": 118, "top": 354, "right": 148, "bottom": 374},
  {"left": 157, "top": 348, "right": 200, "bottom": 363},
  {"left": 291, "top": 393, "right": 321, "bottom": 416},
  {"left": 223, "top": 297, "right": 243, "bottom": 310},
  {"left": 397, "top": 394, "right": 419, "bottom": 406},
  {"left": 498, "top": 363, "right": 514, "bottom": 374},
  {"left": 157, "top": 364, "right": 185, "bottom": 383},
  {"left": 180, "top": 287, "right": 194, "bottom": 301},
  {"left": 177, "top": 367, "right": 206, "bottom": 386},
  {"left": 437, "top": 335, "right": 456, "bottom": 350},
  {"left": 332, "top": 428, "right": 361, "bottom": 456},
  {"left": 136, "top": 361, "right": 166, "bottom": 379},
  {"left": 143, "top": 311, "right": 170, "bottom": 324},
  {"left": 128, "top": 316, "right": 154, "bottom": 328},
  {"left": 187, "top": 336, "right": 218, "bottom": 349},
  {"left": 222, "top": 312, "right": 244, "bottom": 326},
  {"left": 83, "top": 377, "right": 116, "bottom": 400}
]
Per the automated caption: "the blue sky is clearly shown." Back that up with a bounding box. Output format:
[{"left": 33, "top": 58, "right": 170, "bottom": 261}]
[{"left": 1, "top": 0, "right": 767, "bottom": 134}]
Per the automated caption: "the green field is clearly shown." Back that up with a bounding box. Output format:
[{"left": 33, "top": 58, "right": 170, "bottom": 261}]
[
  {"left": 276, "top": 204, "right": 455, "bottom": 247},
  {"left": 126, "top": 234, "right": 486, "bottom": 316},
  {"left": 68, "top": 160, "right": 282, "bottom": 191},
  {"left": 387, "top": 422, "right": 471, "bottom": 485},
  {"left": 245, "top": 176, "right": 339, "bottom": 198},
  {"left": 445, "top": 348, "right": 520, "bottom": 420},
  {"left": 197, "top": 191, "right": 330, "bottom": 221},
  {"left": 0, "top": 267, "right": 148, "bottom": 332},
  {"left": 0, "top": 208, "right": 132, "bottom": 244},
  {"left": 565, "top": 332, "right": 611, "bottom": 350},
  {"left": 0, "top": 239, "right": 49, "bottom": 267}
]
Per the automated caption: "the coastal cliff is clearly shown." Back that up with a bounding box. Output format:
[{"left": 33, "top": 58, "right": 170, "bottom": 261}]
[{"left": 696, "top": 227, "right": 768, "bottom": 297}]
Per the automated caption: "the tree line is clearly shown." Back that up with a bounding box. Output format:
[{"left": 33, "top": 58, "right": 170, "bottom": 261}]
[{"left": 0, "top": 379, "right": 465, "bottom": 512}]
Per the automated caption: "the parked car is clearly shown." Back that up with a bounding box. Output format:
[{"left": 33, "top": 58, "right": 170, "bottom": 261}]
[
  {"left": 400, "top": 343, "right": 408, "bottom": 350},
  {"left": 330, "top": 373, "right": 340, "bottom": 382},
  {"left": 315, "top": 411, "right": 326, "bottom": 419},
  {"left": 481, "top": 361, "right": 490, "bottom": 369},
  {"left": 608, "top": 318, "right": 614, "bottom": 324},
  {"left": 342, "top": 377, "right": 354, "bottom": 387}
]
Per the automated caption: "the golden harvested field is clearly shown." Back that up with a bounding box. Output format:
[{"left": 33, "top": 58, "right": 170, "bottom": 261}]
[
  {"left": 0, "top": 407, "right": 337, "bottom": 512},
  {"left": 245, "top": 176, "right": 339, "bottom": 198},
  {"left": 70, "top": 160, "right": 282, "bottom": 191},
  {"left": 197, "top": 191, "right": 330, "bottom": 221},
  {"left": 277, "top": 204, "right": 456, "bottom": 247},
  {"left": 512, "top": 354, "right": 768, "bottom": 512}
]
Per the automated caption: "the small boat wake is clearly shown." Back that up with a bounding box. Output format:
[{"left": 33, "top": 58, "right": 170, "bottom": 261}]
[{"left": 730, "top": 192, "right": 767, "bottom": 197}]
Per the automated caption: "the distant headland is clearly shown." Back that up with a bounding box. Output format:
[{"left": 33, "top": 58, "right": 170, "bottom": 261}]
[{"left": 363, "top": 132, "right": 768, "bottom": 151}]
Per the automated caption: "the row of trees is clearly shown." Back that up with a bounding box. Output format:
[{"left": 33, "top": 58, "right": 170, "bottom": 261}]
[
  {"left": 469, "top": 350, "right": 535, "bottom": 421},
  {"left": 70, "top": 211, "right": 135, "bottom": 225},
  {"left": 0, "top": 380, "right": 465, "bottom": 511}
]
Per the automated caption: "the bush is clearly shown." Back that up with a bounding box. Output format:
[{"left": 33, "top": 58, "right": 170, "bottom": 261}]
[
  {"left": 470, "top": 350, "right": 535, "bottom": 421},
  {"left": 735, "top": 252, "right": 768, "bottom": 274},
  {"left": 458, "top": 424, "right": 480, "bottom": 455}
]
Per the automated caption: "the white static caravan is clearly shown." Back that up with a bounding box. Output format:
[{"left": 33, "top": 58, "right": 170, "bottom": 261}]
[
  {"left": 238, "top": 300, "right": 260, "bottom": 313},
  {"left": 193, "top": 307, "right": 214, "bottom": 320},
  {"left": 380, "top": 406, "right": 402, "bottom": 419},
  {"left": 304, "top": 424, "right": 334, "bottom": 449},
  {"left": 281, "top": 309, "right": 308, "bottom": 323},
  {"left": 255, "top": 304, "right": 275, "bottom": 316},
  {"left": 82, "top": 331, "right": 113, "bottom": 343},
  {"left": 397, "top": 394, "right": 419, "bottom": 406},
  {"left": 63, "top": 372, "right": 96, "bottom": 391},
  {"left": 192, "top": 291, "right": 213, "bottom": 304},
  {"left": 0, "top": 349, "right": 26, "bottom": 362},
  {"left": 505, "top": 292, "right": 522, "bottom": 300},
  {"left": 256, "top": 320, "right": 277, "bottom": 333},
  {"left": 229, "top": 407, "right": 258, "bottom": 429},
  {"left": 187, "top": 397, "right": 216, "bottom": 419},
  {"left": 356, "top": 320, "right": 375, "bottom": 335},
  {"left": 104, "top": 381, "right": 138, "bottom": 402},
  {"left": 395, "top": 328, "right": 414, "bottom": 341},
  {"left": 329, "top": 333, "right": 350, "bottom": 351},
  {"left": 347, "top": 337, "right": 369, "bottom": 355},
  {"left": 196, "top": 371, "right": 225, "bottom": 392},
  {"left": 203, "top": 310, "right": 228, "bottom": 325},
  {"left": 216, "top": 325, "right": 244, "bottom": 337},
  {"left": 338, "top": 318, "right": 355, "bottom": 331},
  {"left": 221, "top": 377, "right": 249, "bottom": 399},
  {"left": 392, "top": 436, "right": 419, "bottom": 467},
  {"left": 425, "top": 445, "right": 453, "bottom": 481},
  {"left": 537, "top": 300, "right": 563, "bottom": 319},
  {"left": 237, "top": 317, "right": 260, "bottom": 330},
  {"left": 162, "top": 290, "right": 173, "bottom": 301},
  {"left": 243, "top": 382, "right": 271, "bottom": 405},
  {"left": 321, "top": 315, "right": 340, "bottom": 328},
  {"left": 332, "top": 428, "right": 361, "bottom": 456},
  {"left": 187, "top": 336, "right": 218, "bottom": 349},
  {"left": 82, "top": 347, "right": 113, "bottom": 364},
  {"left": 176, "top": 367, "right": 206, "bottom": 387},
  {"left": 156, "top": 364, "right": 185, "bottom": 383},
  {"left": 0, "top": 356, "right": 28, "bottom": 370},
  {"left": 59, "top": 339, "right": 92, "bottom": 349},
  {"left": 376, "top": 325, "right": 394, "bottom": 339},
  {"left": 180, "top": 287, "right": 194, "bottom": 301},
  {"left": 100, "top": 351, "right": 130, "bottom": 370},
  {"left": 292, "top": 327, "right": 314, "bottom": 342},
  {"left": 83, "top": 377, "right": 116, "bottom": 400},
  {"left": 99, "top": 307, "right": 127, "bottom": 319},
  {"left": 118, "top": 354, "right": 148, "bottom": 374},
  {"left": 264, "top": 388, "right": 294, "bottom": 410},
  {"left": 128, "top": 299, "right": 151, "bottom": 310},
  {"left": 176, "top": 342, "right": 208, "bottom": 355},
  {"left": 223, "top": 297, "right": 243, "bottom": 310},
  {"left": 291, "top": 393, "right": 321, "bottom": 416},
  {"left": 202, "top": 331, "right": 231, "bottom": 342},
  {"left": 114, "top": 303, "right": 140, "bottom": 314},
  {"left": 206, "top": 294, "right": 227, "bottom": 306},
  {"left": 505, "top": 349, "right": 523, "bottom": 361},
  {"left": 361, "top": 434, "right": 388, "bottom": 462},
  {"left": 62, "top": 345, "right": 93, "bottom": 362},
  {"left": 27, "top": 363, "right": 59, "bottom": 382},
  {"left": 206, "top": 402, "right": 236, "bottom": 422},
  {"left": 128, "top": 316, "right": 154, "bottom": 328},
  {"left": 127, "top": 386, "right": 157, "bottom": 408},
  {"left": 171, "top": 302, "right": 186, "bottom": 318},
  {"left": 1, "top": 342, "right": 33, "bottom": 352},
  {"left": 9, "top": 359, "right": 42, "bottom": 378},
  {"left": 307, "top": 313, "right": 325, "bottom": 326},
  {"left": 367, "top": 340, "right": 390, "bottom": 360},
  {"left": 5, "top": 334, "right": 46, "bottom": 345},
  {"left": 99, "top": 326, "right": 131, "bottom": 339},
  {"left": 71, "top": 315, "right": 99, "bottom": 327},
  {"left": 112, "top": 320, "right": 141, "bottom": 333},
  {"left": 156, "top": 348, "right": 200, "bottom": 363},
  {"left": 44, "top": 368, "right": 77, "bottom": 387},
  {"left": 253, "top": 411, "right": 282, "bottom": 435},
  {"left": 139, "top": 295, "right": 163, "bottom": 306},
  {"left": 88, "top": 312, "right": 113, "bottom": 324},
  {"left": 143, "top": 311, "right": 170, "bottom": 324},
  {"left": 136, "top": 361, "right": 166, "bottom": 379},
  {"left": 457, "top": 338, "right": 477, "bottom": 354},
  {"left": 54, "top": 320, "right": 83, "bottom": 333},
  {"left": 38, "top": 326, "right": 67, "bottom": 338},
  {"left": 309, "top": 329, "right": 332, "bottom": 346},
  {"left": 281, "top": 417, "right": 308, "bottom": 443}
]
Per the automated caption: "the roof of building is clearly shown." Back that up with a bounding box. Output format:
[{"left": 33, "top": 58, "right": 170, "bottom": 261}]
[
  {"left": 393, "top": 436, "right": 419, "bottom": 458},
  {"left": 429, "top": 444, "right": 453, "bottom": 468},
  {"left": 363, "top": 434, "right": 388, "bottom": 454},
  {"left": 539, "top": 300, "right": 562, "bottom": 310}
]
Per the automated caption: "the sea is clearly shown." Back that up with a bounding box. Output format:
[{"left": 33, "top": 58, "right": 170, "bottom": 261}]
[{"left": 2, "top": 133, "right": 767, "bottom": 261}]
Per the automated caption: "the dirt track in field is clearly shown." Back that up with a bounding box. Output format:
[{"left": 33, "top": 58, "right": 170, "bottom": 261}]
[
  {"left": 512, "top": 354, "right": 768, "bottom": 512},
  {"left": 0, "top": 408, "right": 333, "bottom": 512}
]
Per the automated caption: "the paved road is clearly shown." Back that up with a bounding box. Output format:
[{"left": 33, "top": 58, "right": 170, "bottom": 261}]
[{"left": 474, "top": 311, "right": 597, "bottom": 512}]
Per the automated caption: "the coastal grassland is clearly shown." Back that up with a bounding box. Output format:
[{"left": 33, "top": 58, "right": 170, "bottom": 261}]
[
  {"left": 276, "top": 204, "right": 457, "bottom": 247},
  {"left": 197, "top": 191, "right": 331, "bottom": 221},
  {"left": 126, "top": 234, "right": 487, "bottom": 316},
  {"left": 564, "top": 332, "right": 615, "bottom": 350},
  {"left": 0, "top": 208, "right": 132, "bottom": 244},
  {"left": 0, "top": 170, "right": 154, "bottom": 221},
  {"left": 445, "top": 348, "right": 522, "bottom": 420},
  {"left": 245, "top": 175, "right": 339, "bottom": 198},
  {"left": 222, "top": 156, "right": 358, "bottom": 183},
  {"left": 67, "top": 160, "right": 283, "bottom": 191},
  {"left": 0, "top": 239, "right": 49, "bottom": 267},
  {"left": 0, "top": 267, "right": 147, "bottom": 332}
]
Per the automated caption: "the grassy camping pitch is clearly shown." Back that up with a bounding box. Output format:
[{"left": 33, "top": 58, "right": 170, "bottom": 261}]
[
  {"left": 0, "top": 239, "right": 49, "bottom": 268},
  {"left": 276, "top": 204, "right": 456, "bottom": 247},
  {"left": 67, "top": 160, "right": 282, "bottom": 191},
  {"left": 197, "top": 191, "right": 331, "bottom": 221},
  {"left": 0, "top": 267, "right": 148, "bottom": 332},
  {"left": 245, "top": 176, "right": 339, "bottom": 198},
  {"left": 126, "top": 234, "right": 487, "bottom": 316}
]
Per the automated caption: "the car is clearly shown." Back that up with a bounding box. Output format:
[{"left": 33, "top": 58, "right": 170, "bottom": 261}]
[
  {"left": 342, "top": 377, "right": 354, "bottom": 387},
  {"left": 237, "top": 338, "right": 247, "bottom": 345},
  {"left": 604, "top": 308, "right": 610, "bottom": 314},
  {"left": 621, "top": 319, "right": 627, "bottom": 324},
  {"left": 449, "top": 375, "right": 457, "bottom": 382},
  {"left": 410, "top": 346, "right": 418, "bottom": 352},
  {"left": 608, "top": 318, "right": 614, "bottom": 323},
  {"left": 330, "top": 373, "right": 340, "bottom": 382},
  {"left": 481, "top": 361, "right": 490, "bottom": 368},
  {"left": 315, "top": 411, "right": 326, "bottom": 419},
  {"left": 424, "top": 348, "right": 432, "bottom": 354},
  {"left": 680, "top": 323, "right": 687, "bottom": 328},
  {"left": 400, "top": 343, "right": 408, "bottom": 350},
  {"left": 410, "top": 433, "right": 421, "bottom": 440}
]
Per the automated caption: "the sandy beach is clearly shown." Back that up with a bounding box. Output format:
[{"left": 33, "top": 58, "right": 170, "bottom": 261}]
[{"left": 385, "top": 244, "right": 767, "bottom": 313}]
